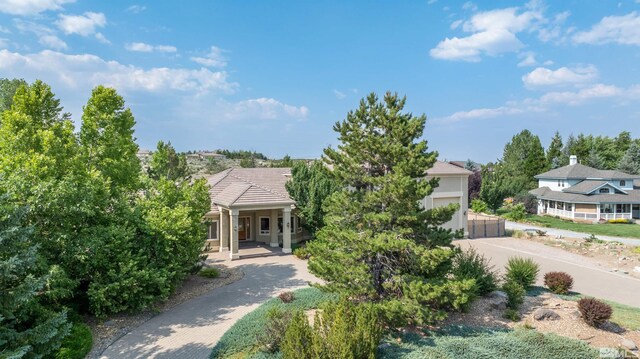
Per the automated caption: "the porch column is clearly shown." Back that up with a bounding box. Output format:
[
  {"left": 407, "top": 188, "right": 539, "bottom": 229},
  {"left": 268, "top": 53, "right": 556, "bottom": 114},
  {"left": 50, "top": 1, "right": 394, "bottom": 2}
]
[
  {"left": 229, "top": 209, "right": 239, "bottom": 260},
  {"left": 269, "top": 209, "right": 279, "bottom": 247},
  {"left": 219, "top": 207, "right": 229, "bottom": 252},
  {"left": 282, "top": 206, "right": 292, "bottom": 254}
]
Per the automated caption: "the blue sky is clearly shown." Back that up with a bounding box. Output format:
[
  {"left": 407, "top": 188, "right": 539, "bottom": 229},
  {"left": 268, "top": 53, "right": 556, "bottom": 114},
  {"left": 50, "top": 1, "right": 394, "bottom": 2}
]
[{"left": 0, "top": 0, "right": 639, "bottom": 162}]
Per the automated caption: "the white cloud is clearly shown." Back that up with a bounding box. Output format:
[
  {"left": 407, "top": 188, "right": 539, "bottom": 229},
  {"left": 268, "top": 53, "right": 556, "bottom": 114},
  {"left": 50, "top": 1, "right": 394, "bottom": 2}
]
[
  {"left": 538, "top": 11, "right": 570, "bottom": 42},
  {"left": 427, "top": 0, "right": 437, "bottom": 4},
  {"left": 462, "top": 2, "right": 477, "bottom": 11},
  {"left": 0, "top": 49, "right": 237, "bottom": 93},
  {"left": 0, "top": 25, "right": 10, "bottom": 33},
  {"left": 222, "top": 98, "right": 309, "bottom": 120},
  {"left": 435, "top": 83, "right": 638, "bottom": 122},
  {"left": 125, "top": 42, "right": 177, "bottom": 53},
  {"left": 56, "top": 12, "right": 106, "bottom": 36},
  {"left": 522, "top": 65, "right": 598, "bottom": 87},
  {"left": 0, "top": 0, "right": 74, "bottom": 15},
  {"left": 450, "top": 19, "right": 463, "bottom": 30},
  {"left": 332, "top": 89, "right": 346, "bottom": 99},
  {"left": 430, "top": 6, "right": 543, "bottom": 61},
  {"left": 38, "top": 34, "right": 67, "bottom": 50},
  {"left": 126, "top": 5, "right": 146, "bottom": 14},
  {"left": 517, "top": 51, "right": 537, "bottom": 67},
  {"left": 0, "top": 38, "right": 7, "bottom": 48},
  {"left": 573, "top": 12, "right": 640, "bottom": 45},
  {"left": 94, "top": 32, "right": 110, "bottom": 44},
  {"left": 190, "top": 46, "right": 227, "bottom": 67}
]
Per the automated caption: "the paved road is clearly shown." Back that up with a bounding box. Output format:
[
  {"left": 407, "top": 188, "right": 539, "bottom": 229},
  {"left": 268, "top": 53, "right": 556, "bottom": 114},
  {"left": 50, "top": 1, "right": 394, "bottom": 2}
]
[
  {"left": 456, "top": 237, "right": 640, "bottom": 307},
  {"left": 506, "top": 220, "right": 640, "bottom": 247},
  {"left": 101, "top": 247, "right": 320, "bottom": 359}
]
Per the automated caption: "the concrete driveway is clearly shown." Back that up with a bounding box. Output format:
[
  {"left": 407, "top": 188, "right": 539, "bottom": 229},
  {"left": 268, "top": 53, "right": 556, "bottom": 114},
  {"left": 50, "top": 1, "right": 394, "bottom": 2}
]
[
  {"left": 101, "top": 245, "right": 320, "bottom": 359},
  {"left": 456, "top": 237, "right": 640, "bottom": 307}
]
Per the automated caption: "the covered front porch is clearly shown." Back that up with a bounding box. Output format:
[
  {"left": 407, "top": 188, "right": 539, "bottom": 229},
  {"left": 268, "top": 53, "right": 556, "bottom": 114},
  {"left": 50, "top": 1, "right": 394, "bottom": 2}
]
[
  {"left": 540, "top": 199, "right": 636, "bottom": 222},
  {"left": 205, "top": 204, "right": 305, "bottom": 260}
]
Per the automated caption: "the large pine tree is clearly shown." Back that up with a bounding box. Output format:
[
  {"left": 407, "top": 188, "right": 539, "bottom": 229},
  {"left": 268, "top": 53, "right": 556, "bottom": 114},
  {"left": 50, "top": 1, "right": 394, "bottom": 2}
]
[
  {"left": 547, "top": 131, "right": 566, "bottom": 169},
  {"left": 307, "top": 92, "right": 474, "bottom": 326}
]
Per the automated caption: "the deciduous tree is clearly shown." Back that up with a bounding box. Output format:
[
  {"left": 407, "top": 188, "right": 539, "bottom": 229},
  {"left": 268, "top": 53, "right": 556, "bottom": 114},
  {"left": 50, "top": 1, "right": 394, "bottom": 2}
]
[{"left": 148, "top": 140, "right": 189, "bottom": 181}]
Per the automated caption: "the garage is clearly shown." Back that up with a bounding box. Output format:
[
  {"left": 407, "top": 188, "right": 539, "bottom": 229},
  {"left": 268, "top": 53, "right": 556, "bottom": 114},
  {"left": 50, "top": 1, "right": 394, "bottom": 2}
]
[{"left": 433, "top": 197, "right": 461, "bottom": 232}]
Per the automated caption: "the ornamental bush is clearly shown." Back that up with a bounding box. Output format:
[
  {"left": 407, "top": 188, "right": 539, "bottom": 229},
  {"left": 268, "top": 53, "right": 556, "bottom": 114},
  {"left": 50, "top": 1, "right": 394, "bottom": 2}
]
[
  {"left": 470, "top": 199, "right": 488, "bottom": 214},
  {"left": 503, "top": 280, "right": 525, "bottom": 310},
  {"left": 543, "top": 272, "right": 573, "bottom": 294},
  {"left": 578, "top": 298, "right": 612, "bottom": 327},
  {"left": 452, "top": 247, "right": 498, "bottom": 297},
  {"left": 505, "top": 257, "right": 539, "bottom": 290}
]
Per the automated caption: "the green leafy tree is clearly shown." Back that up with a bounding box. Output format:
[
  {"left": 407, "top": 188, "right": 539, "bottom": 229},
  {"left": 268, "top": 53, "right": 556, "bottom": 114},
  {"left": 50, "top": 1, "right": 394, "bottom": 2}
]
[
  {"left": 272, "top": 154, "right": 294, "bottom": 168},
  {"left": 618, "top": 142, "right": 640, "bottom": 175},
  {"left": 479, "top": 164, "right": 508, "bottom": 214},
  {"left": 80, "top": 86, "right": 141, "bottom": 192},
  {"left": 148, "top": 140, "right": 189, "bottom": 181},
  {"left": 205, "top": 158, "right": 228, "bottom": 174},
  {"left": 240, "top": 157, "right": 256, "bottom": 168},
  {"left": 0, "top": 205, "right": 72, "bottom": 358},
  {"left": 0, "top": 78, "right": 27, "bottom": 114},
  {"left": 307, "top": 92, "right": 475, "bottom": 326},
  {"left": 286, "top": 161, "right": 339, "bottom": 236},
  {"left": 500, "top": 130, "right": 548, "bottom": 195},
  {"left": 546, "top": 131, "right": 566, "bottom": 169}
]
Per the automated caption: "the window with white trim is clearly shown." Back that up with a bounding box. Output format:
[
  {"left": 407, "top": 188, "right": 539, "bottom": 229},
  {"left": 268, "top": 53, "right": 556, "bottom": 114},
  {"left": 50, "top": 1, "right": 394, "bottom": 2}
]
[
  {"left": 277, "top": 216, "right": 295, "bottom": 234},
  {"left": 259, "top": 217, "right": 270, "bottom": 235},
  {"left": 620, "top": 180, "right": 626, "bottom": 187},
  {"left": 599, "top": 187, "right": 610, "bottom": 194},
  {"left": 208, "top": 220, "right": 219, "bottom": 240}
]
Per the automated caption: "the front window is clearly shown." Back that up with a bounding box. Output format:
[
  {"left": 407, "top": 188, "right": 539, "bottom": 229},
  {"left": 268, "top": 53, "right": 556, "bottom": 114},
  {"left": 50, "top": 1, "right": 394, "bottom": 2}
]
[
  {"left": 616, "top": 204, "right": 630, "bottom": 213},
  {"left": 208, "top": 221, "right": 219, "bottom": 240},
  {"left": 620, "top": 180, "right": 626, "bottom": 187},
  {"left": 260, "top": 217, "right": 270, "bottom": 235},
  {"left": 599, "top": 188, "right": 610, "bottom": 194},
  {"left": 277, "top": 216, "right": 295, "bottom": 234},
  {"left": 601, "top": 204, "right": 614, "bottom": 213}
]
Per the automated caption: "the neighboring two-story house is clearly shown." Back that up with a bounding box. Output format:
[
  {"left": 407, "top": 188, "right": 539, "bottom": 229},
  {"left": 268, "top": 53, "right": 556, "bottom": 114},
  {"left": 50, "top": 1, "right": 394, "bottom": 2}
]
[{"left": 530, "top": 155, "right": 640, "bottom": 223}]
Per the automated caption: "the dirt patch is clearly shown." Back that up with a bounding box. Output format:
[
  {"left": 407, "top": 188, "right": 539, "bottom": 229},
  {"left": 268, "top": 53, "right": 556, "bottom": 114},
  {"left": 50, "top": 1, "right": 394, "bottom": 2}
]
[
  {"left": 443, "top": 292, "right": 640, "bottom": 354},
  {"left": 515, "top": 232, "right": 640, "bottom": 279},
  {"left": 85, "top": 265, "right": 244, "bottom": 359}
]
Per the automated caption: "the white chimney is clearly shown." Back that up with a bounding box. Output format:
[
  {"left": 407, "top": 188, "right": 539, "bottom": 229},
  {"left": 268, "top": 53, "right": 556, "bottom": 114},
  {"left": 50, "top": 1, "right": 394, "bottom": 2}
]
[{"left": 569, "top": 155, "right": 577, "bottom": 166}]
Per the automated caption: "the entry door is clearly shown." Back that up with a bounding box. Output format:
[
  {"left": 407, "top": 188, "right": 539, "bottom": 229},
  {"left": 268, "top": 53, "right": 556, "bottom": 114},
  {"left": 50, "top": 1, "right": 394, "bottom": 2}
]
[
  {"left": 634, "top": 205, "right": 640, "bottom": 219},
  {"left": 238, "top": 217, "right": 251, "bottom": 241}
]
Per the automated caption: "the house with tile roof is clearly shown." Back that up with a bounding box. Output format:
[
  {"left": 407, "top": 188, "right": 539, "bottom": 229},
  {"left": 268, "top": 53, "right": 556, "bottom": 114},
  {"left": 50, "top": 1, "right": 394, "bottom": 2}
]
[
  {"left": 205, "top": 162, "right": 472, "bottom": 260},
  {"left": 529, "top": 155, "right": 640, "bottom": 223}
]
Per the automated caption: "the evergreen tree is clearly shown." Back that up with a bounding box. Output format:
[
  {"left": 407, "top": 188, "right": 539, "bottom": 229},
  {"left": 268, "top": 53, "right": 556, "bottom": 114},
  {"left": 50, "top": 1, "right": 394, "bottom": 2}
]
[
  {"left": 618, "top": 142, "right": 640, "bottom": 175},
  {"left": 500, "top": 129, "right": 548, "bottom": 195},
  {"left": 307, "top": 92, "right": 475, "bottom": 326},
  {"left": 0, "top": 205, "right": 71, "bottom": 358},
  {"left": 285, "top": 161, "right": 339, "bottom": 236},
  {"left": 546, "top": 131, "right": 565, "bottom": 169},
  {"left": 148, "top": 140, "right": 189, "bottom": 181},
  {"left": 585, "top": 146, "right": 606, "bottom": 169},
  {"left": 80, "top": 86, "right": 141, "bottom": 192}
]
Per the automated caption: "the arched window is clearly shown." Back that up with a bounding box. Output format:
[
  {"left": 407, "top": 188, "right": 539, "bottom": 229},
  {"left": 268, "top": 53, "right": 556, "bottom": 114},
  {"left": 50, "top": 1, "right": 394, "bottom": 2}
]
[{"left": 599, "top": 187, "right": 610, "bottom": 194}]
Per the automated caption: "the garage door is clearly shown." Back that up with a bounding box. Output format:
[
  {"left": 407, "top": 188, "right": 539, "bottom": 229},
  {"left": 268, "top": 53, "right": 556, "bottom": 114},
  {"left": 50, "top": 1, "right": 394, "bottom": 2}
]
[{"left": 433, "top": 197, "right": 461, "bottom": 231}]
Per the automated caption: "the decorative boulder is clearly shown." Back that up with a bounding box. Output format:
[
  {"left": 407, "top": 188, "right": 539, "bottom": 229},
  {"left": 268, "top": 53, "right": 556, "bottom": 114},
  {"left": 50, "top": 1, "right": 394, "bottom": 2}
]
[
  {"left": 621, "top": 338, "right": 637, "bottom": 351},
  {"left": 488, "top": 291, "right": 508, "bottom": 311},
  {"left": 533, "top": 308, "right": 560, "bottom": 321}
]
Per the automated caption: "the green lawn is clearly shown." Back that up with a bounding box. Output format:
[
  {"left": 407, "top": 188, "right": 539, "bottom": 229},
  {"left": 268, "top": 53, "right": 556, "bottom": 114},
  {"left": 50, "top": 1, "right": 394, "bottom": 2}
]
[{"left": 521, "top": 215, "right": 640, "bottom": 239}]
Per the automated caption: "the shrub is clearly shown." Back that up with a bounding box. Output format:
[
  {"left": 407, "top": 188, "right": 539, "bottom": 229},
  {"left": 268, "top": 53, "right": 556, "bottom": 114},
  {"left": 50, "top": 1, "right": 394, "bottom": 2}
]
[
  {"left": 505, "top": 257, "right": 539, "bottom": 290},
  {"left": 633, "top": 247, "right": 640, "bottom": 255},
  {"left": 608, "top": 218, "right": 633, "bottom": 224},
  {"left": 54, "top": 322, "right": 93, "bottom": 359},
  {"left": 504, "top": 203, "right": 527, "bottom": 221},
  {"left": 281, "top": 298, "right": 382, "bottom": 359},
  {"left": 504, "top": 308, "right": 520, "bottom": 321},
  {"left": 503, "top": 280, "right": 525, "bottom": 310},
  {"left": 256, "top": 307, "right": 292, "bottom": 353},
  {"left": 199, "top": 267, "right": 220, "bottom": 278},
  {"left": 514, "top": 193, "right": 538, "bottom": 214},
  {"left": 452, "top": 247, "right": 498, "bottom": 296},
  {"left": 293, "top": 247, "right": 310, "bottom": 260},
  {"left": 544, "top": 272, "right": 573, "bottom": 294},
  {"left": 470, "top": 199, "right": 488, "bottom": 214},
  {"left": 279, "top": 291, "right": 295, "bottom": 303},
  {"left": 578, "top": 297, "right": 612, "bottom": 327}
]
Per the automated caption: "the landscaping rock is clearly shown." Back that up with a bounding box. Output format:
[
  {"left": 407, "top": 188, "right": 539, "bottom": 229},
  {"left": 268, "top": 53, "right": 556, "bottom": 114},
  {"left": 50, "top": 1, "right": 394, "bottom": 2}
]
[
  {"left": 533, "top": 308, "right": 560, "bottom": 321},
  {"left": 634, "top": 266, "right": 640, "bottom": 273},
  {"left": 598, "top": 321, "right": 625, "bottom": 334},
  {"left": 621, "top": 338, "right": 637, "bottom": 351},
  {"left": 488, "top": 291, "right": 508, "bottom": 310}
]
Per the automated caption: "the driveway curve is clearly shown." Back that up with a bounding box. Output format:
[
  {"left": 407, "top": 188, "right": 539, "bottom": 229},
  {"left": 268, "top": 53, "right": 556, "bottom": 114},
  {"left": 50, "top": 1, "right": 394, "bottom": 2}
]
[
  {"left": 506, "top": 220, "right": 639, "bottom": 247},
  {"left": 101, "top": 248, "right": 320, "bottom": 359}
]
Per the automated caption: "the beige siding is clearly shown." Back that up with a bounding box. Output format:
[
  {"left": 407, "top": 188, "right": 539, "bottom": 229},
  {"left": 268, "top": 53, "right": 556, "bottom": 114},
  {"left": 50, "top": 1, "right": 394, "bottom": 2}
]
[
  {"left": 575, "top": 203, "right": 597, "bottom": 213},
  {"left": 424, "top": 174, "right": 469, "bottom": 236}
]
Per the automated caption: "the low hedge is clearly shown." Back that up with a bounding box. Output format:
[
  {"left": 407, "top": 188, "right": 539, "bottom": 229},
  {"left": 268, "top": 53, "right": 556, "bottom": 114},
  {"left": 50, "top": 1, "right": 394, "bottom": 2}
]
[
  {"left": 379, "top": 326, "right": 597, "bottom": 359},
  {"left": 210, "top": 287, "right": 337, "bottom": 358}
]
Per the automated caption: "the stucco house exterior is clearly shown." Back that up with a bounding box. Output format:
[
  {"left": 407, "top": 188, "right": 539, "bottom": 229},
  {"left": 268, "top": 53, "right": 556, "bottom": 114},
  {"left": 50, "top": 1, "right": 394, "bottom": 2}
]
[
  {"left": 206, "top": 162, "right": 471, "bottom": 260},
  {"left": 423, "top": 161, "right": 473, "bottom": 237},
  {"left": 530, "top": 155, "right": 640, "bottom": 223}
]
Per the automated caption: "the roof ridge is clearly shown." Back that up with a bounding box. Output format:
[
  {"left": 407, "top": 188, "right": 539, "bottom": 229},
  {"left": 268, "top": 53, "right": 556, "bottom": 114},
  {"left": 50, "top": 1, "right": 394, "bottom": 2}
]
[
  {"left": 227, "top": 182, "right": 253, "bottom": 205},
  {"left": 207, "top": 168, "right": 233, "bottom": 188},
  {"left": 228, "top": 169, "right": 291, "bottom": 200}
]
